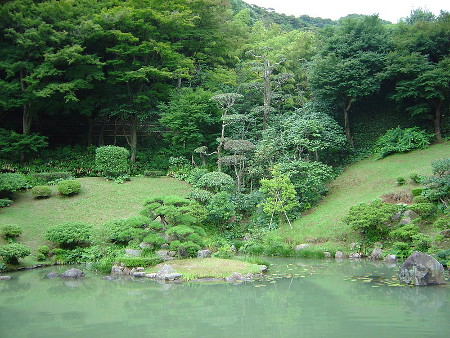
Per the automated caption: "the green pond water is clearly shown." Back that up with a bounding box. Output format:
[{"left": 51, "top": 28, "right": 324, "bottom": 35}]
[{"left": 1, "top": 258, "right": 449, "bottom": 338}]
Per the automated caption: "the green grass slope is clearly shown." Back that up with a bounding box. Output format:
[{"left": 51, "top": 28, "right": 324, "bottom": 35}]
[
  {"left": 276, "top": 142, "right": 450, "bottom": 246},
  {"left": 0, "top": 177, "right": 190, "bottom": 251}
]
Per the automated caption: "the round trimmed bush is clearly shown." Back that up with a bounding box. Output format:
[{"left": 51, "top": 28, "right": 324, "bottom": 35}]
[
  {"left": 31, "top": 185, "right": 52, "bottom": 198},
  {"left": 142, "top": 233, "right": 166, "bottom": 247},
  {"left": 46, "top": 222, "right": 92, "bottom": 248},
  {"left": 38, "top": 245, "right": 50, "bottom": 255},
  {"left": 0, "top": 224, "right": 22, "bottom": 241},
  {"left": 195, "top": 171, "right": 234, "bottom": 193},
  {"left": 0, "top": 173, "right": 27, "bottom": 196},
  {"left": 57, "top": 180, "right": 81, "bottom": 196},
  {"left": 95, "top": 146, "right": 130, "bottom": 178},
  {"left": 0, "top": 243, "right": 31, "bottom": 264}
]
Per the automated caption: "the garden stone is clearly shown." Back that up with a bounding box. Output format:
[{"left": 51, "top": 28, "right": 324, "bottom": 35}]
[
  {"left": 139, "top": 242, "right": 152, "bottom": 249},
  {"left": 161, "top": 243, "right": 169, "bottom": 249},
  {"left": 349, "top": 252, "right": 362, "bottom": 259},
  {"left": 197, "top": 250, "right": 212, "bottom": 258},
  {"left": 335, "top": 251, "right": 346, "bottom": 259},
  {"left": 45, "top": 271, "right": 60, "bottom": 279},
  {"left": 369, "top": 247, "right": 383, "bottom": 260},
  {"left": 404, "top": 210, "right": 419, "bottom": 219},
  {"left": 225, "top": 272, "right": 246, "bottom": 283},
  {"left": 155, "top": 264, "right": 182, "bottom": 281},
  {"left": 399, "top": 217, "right": 412, "bottom": 225},
  {"left": 323, "top": 252, "right": 331, "bottom": 258},
  {"left": 384, "top": 254, "right": 397, "bottom": 263},
  {"left": 259, "top": 265, "right": 268, "bottom": 273},
  {"left": 0, "top": 275, "right": 11, "bottom": 280},
  {"left": 124, "top": 249, "right": 142, "bottom": 257},
  {"left": 156, "top": 250, "right": 175, "bottom": 261},
  {"left": 61, "top": 268, "right": 84, "bottom": 279},
  {"left": 398, "top": 251, "right": 446, "bottom": 286},
  {"left": 230, "top": 245, "right": 237, "bottom": 253},
  {"left": 440, "top": 230, "right": 450, "bottom": 238},
  {"left": 295, "top": 244, "right": 310, "bottom": 251},
  {"left": 145, "top": 273, "right": 157, "bottom": 278}
]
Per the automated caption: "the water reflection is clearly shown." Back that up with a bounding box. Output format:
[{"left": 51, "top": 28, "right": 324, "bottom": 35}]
[{"left": 0, "top": 259, "right": 449, "bottom": 338}]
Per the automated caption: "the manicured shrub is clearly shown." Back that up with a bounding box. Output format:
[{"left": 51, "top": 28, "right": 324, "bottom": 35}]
[
  {"left": 125, "top": 216, "right": 150, "bottom": 228},
  {"left": 95, "top": 146, "right": 130, "bottom": 178},
  {"left": 412, "top": 233, "right": 432, "bottom": 252},
  {"left": 0, "top": 224, "right": 22, "bottom": 241},
  {"left": 0, "top": 199, "right": 12, "bottom": 207},
  {"left": 38, "top": 245, "right": 50, "bottom": 256},
  {"left": 390, "top": 224, "right": 420, "bottom": 242},
  {"left": 407, "top": 203, "right": 436, "bottom": 219},
  {"left": 411, "top": 188, "right": 423, "bottom": 196},
  {"left": 412, "top": 195, "right": 428, "bottom": 204},
  {"left": 166, "top": 225, "right": 195, "bottom": 240},
  {"left": 0, "top": 243, "right": 31, "bottom": 264},
  {"left": 391, "top": 241, "right": 413, "bottom": 260},
  {"left": 396, "top": 177, "right": 406, "bottom": 185},
  {"left": 433, "top": 217, "right": 450, "bottom": 229},
  {"left": 187, "top": 189, "right": 213, "bottom": 204},
  {"left": 344, "top": 200, "right": 399, "bottom": 244},
  {"left": 435, "top": 249, "right": 450, "bottom": 266},
  {"left": 36, "top": 253, "right": 46, "bottom": 261},
  {"left": 0, "top": 173, "right": 27, "bottom": 197},
  {"left": 195, "top": 171, "right": 235, "bottom": 193},
  {"left": 46, "top": 222, "right": 92, "bottom": 249},
  {"left": 169, "top": 240, "right": 201, "bottom": 258},
  {"left": 373, "top": 127, "right": 432, "bottom": 159},
  {"left": 102, "top": 219, "right": 145, "bottom": 245},
  {"left": 409, "top": 173, "right": 425, "bottom": 184},
  {"left": 142, "top": 233, "right": 166, "bottom": 247},
  {"left": 115, "top": 256, "right": 162, "bottom": 267},
  {"left": 185, "top": 168, "right": 209, "bottom": 185},
  {"left": 57, "top": 180, "right": 81, "bottom": 196},
  {"left": 31, "top": 185, "right": 52, "bottom": 198}
]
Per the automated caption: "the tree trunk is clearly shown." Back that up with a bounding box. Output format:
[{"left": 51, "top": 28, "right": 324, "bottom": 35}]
[
  {"left": 434, "top": 100, "right": 443, "bottom": 142},
  {"left": 129, "top": 115, "right": 137, "bottom": 163},
  {"left": 217, "top": 120, "right": 226, "bottom": 172},
  {"left": 263, "top": 59, "right": 272, "bottom": 130},
  {"left": 87, "top": 116, "right": 93, "bottom": 146},
  {"left": 343, "top": 97, "right": 354, "bottom": 147}
]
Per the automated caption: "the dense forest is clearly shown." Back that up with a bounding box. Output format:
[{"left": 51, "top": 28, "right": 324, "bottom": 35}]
[{"left": 1, "top": 0, "right": 449, "bottom": 232}]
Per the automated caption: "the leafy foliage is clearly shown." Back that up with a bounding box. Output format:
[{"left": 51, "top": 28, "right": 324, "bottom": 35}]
[
  {"left": 373, "top": 127, "right": 432, "bottom": 159},
  {"left": 102, "top": 220, "right": 145, "bottom": 245},
  {"left": 0, "top": 224, "right": 22, "bottom": 242},
  {"left": 344, "top": 200, "right": 399, "bottom": 243},
  {"left": 57, "top": 180, "right": 81, "bottom": 196},
  {"left": 0, "top": 129, "right": 48, "bottom": 161},
  {"left": 195, "top": 172, "right": 235, "bottom": 193},
  {"left": 31, "top": 185, "right": 52, "bottom": 198},
  {"left": 0, "top": 173, "right": 27, "bottom": 196},
  {"left": 95, "top": 146, "right": 130, "bottom": 178},
  {"left": 46, "top": 222, "right": 92, "bottom": 249},
  {"left": 0, "top": 243, "right": 31, "bottom": 264}
]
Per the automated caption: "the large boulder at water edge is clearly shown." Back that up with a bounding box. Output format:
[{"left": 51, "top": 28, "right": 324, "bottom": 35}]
[
  {"left": 369, "top": 247, "right": 383, "bottom": 260},
  {"left": 155, "top": 264, "right": 182, "bottom": 281},
  {"left": 61, "top": 268, "right": 85, "bottom": 279},
  {"left": 398, "top": 251, "right": 446, "bottom": 286}
]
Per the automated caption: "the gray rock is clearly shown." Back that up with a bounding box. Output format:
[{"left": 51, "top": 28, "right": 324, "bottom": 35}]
[
  {"left": 131, "top": 272, "right": 146, "bottom": 278},
  {"left": 384, "top": 254, "right": 397, "bottom": 263},
  {"left": 197, "top": 250, "right": 212, "bottom": 259},
  {"left": 225, "top": 272, "right": 246, "bottom": 283},
  {"left": 139, "top": 242, "right": 152, "bottom": 249},
  {"left": 124, "top": 249, "right": 142, "bottom": 257},
  {"left": 369, "top": 247, "right": 383, "bottom": 260},
  {"left": 323, "top": 252, "right": 332, "bottom": 258},
  {"left": 45, "top": 271, "right": 60, "bottom": 279},
  {"left": 60, "top": 268, "right": 84, "bottom": 279},
  {"left": 259, "top": 265, "right": 268, "bottom": 273},
  {"left": 335, "top": 251, "right": 346, "bottom": 259},
  {"left": 398, "top": 251, "right": 446, "bottom": 286},
  {"left": 295, "top": 244, "right": 310, "bottom": 251},
  {"left": 155, "top": 264, "right": 182, "bottom": 281},
  {"left": 161, "top": 243, "right": 169, "bottom": 249},
  {"left": 349, "top": 252, "right": 362, "bottom": 259},
  {"left": 399, "top": 217, "right": 412, "bottom": 225},
  {"left": 230, "top": 245, "right": 237, "bottom": 253},
  {"left": 393, "top": 211, "right": 403, "bottom": 221},
  {"left": 404, "top": 210, "right": 419, "bottom": 220},
  {"left": 0, "top": 275, "right": 11, "bottom": 280},
  {"left": 102, "top": 276, "right": 117, "bottom": 281},
  {"left": 156, "top": 250, "right": 175, "bottom": 261},
  {"left": 145, "top": 273, "right": 157, "bottom": 278}
]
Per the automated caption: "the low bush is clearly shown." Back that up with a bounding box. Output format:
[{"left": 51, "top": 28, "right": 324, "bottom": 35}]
[
  {"left": 103, "top": 219, "right": 146, "bottom": 245},
  {"left": 195, "top": 171, "right": 235, "bottom": 193},
  {"left": 396, "top": 177, "right": 406, "bottom": 185},
  {"left": 0, "top": 243, "right": 31, "bottom": 264},
  {"left": 57, "top": 180, "right": 81, "bottom": 196},
  {"left": 433, "top": 217, "right": 450, "bottom": 229},
  {"left": 411, "top": 233, "right": 432, "bottom": 252},
  {"left": 373, "top": 127, "right": 432, "bottom": 159},
  {"left": 0, "top": 224, "right": 22, "bottom": 242},
  {"left": 115, "top": 256, "right": 162, "bottom": 267},
  {"left": 46, "top": 222, "right": 92, "bottom": 249},
  {"left": 95, "top": 146, "right": 130, "bottom": 178},
  {"left": 410, "top": 173, "right": 426, "bottom": 184},
  {"left": 293, "top": 247, "right": 327, "bottom": 259},
  {"left": 344, "top": 200, "right": 399, "bottom": 244},
  {"left": 31, "top": 185, "right": 52, "bottom": 198},
  {"left": 142, "top": 233, "right": 166, "bottom": 247},
  {"left": 435, "top": 249, "right": 450, "bottom": 266},
  {"left": 240, "top": 240, "right": 265, "bottom": 255},
  {"left": 187, "top": 189, "right": 213, "bottom": 205},
  {"left": 0, "top": 199, "right": 12, "bottom": 207},
  {"left": 169, "top": 240, "right": 201, "bottom": 258},
  {"left": 411, "top": 188, "right": 423, "bottom": 197},
  {"left": 390, "top": 224, "right": 420, "bottom": 242},
  {"left": 391, "top": 241, "right": 413, "bottom": 260},
  {"left": 0, "top": 173, "right": 27, "bottom": 197},
  {"left": 185, "top": 168, "right": 209, "bottom": 185},
  {"left": 166, "top": 225, "right": 195, "bottom": 240},
  {"left": 38, "top": 245, "right": 50, "bottom": 256},
  {"left": 412, "top": 195, "right": 429, "bottom": 204},
  {"left": 125, "top": 216, "right": 150, "bottom": 229},
  {"left": 407, "top": 203, "right": 436, "bottom": 219},
  {"left": 36, "top": 253, "right": 46, "bottom": 261}
]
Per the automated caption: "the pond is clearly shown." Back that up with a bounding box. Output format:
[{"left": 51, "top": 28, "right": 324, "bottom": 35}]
[{"left": 1, "top": 258, "right": 449, "bottom": 338}]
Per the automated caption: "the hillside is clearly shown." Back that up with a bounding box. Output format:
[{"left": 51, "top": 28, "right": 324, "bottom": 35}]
[{"left": 276, "top": 142, "right": 450, "bottom": 246}]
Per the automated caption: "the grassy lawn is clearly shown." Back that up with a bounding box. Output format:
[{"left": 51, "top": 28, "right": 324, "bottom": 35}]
[
  {"left": 146, "top": 258, "right": 265, "bottom": 280},
  {"left": 0, "top": 177, "right": 190, "bottom": 251},
  {"left": 276, "top": 141, "right": 450, "bottom": 245}
]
